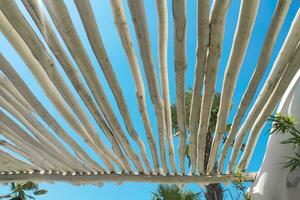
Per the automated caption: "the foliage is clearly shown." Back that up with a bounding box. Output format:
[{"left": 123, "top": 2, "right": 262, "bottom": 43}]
[
  {"left": 269, "top": 113, "right": 300, "bottom": 171},
  {"left": 231, "top": 171, "right": 251, "bottom": 200},
  {"left": 283, "top": 153, "right": 300, "bottom": 172},
  {"left": 0, "top": 182, "right": 47, "bottom": 200},
  {"left": 171, "top": 89, "right": 193, "bottom": 134},
  {"left": 152, "top": 184, "right": 200, "bottom": 200},
  {"left": 168, "top": 91, "right": 225, "bottom": 200},
  {"left": 269, "top": 113, "right": 298, "bottom": 135}
]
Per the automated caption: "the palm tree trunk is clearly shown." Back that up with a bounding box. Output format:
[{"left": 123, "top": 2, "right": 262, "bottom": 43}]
[{"left": 204, "top": 132, "right": 224, "bottom": 200}]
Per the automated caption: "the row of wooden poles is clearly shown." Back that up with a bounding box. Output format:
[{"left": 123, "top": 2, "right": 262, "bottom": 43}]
[{"left": 0, "top": 0, "right": 299, "bottom": 182}]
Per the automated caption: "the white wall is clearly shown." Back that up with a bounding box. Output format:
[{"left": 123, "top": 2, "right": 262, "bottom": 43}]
[{"left": 251, "top": 69, "right": 300, "bottom": 200}]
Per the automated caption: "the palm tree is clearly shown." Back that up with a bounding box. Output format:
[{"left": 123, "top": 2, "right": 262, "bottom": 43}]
[
  {"left": 152, "top": 184, "right": 200, "bottom": 200},
  {"left": 0, "top": 182, "right": 47, "bottom": 200},
  {"left": 171, "top": 90, "right": 225, "bottom": 200}
]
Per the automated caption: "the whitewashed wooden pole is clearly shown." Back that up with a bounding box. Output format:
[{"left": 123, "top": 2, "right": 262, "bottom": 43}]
[
  {"left": 0, "top": 54, "right": 103, "bottom": 173},
  {"left": 0, "top": 123, "right": 53, "bottom": 171},
  {"left": 189, "top": 0, "right": 210, "bottom": 174},
  {"left": 227, "top": 9, "right": 300, "bottom": 172},
  {"left": 0, "top": 0, "right": 128, "bottom": 172},
  {"left": 0, "top": 6, "right": 118, "bottom": 173},
  {"left": 0, "top": 139, "right": 43, "bottom": 171},
  {"left": 0, "top": 92, "right": 82, "bottom": 172},
  {"left": 219, "top": 0, "right": 292, "bottom": 174},
  {"left": 127, "top": 0, "right": 169, "bottom": 174},
  {"left": 21, "top": 0, "right": 132, "bottom": 173},
  {"left": 0, "top": 115, "right": 69, "bottom": 172},
  {"left": 42, "top": 0, "right": 145, "bottom": 173},
  {"left": 110, "top": 0, "right": 161, "bottom": 173},
  {"left": 0, "top": 73, "right": 33, "bottom": 112},
  {"left": 0, "top": 150, "right": 35, "bottom": 172},
  {"left": 155, "top": 0, "right": 177, "bottom": 175},
  {"left": 237, "top": 44, "right": 300, "bottom": 171},
  {"left": 74, "top": 0, "right": 152, "bottom": 174},
  {"left": 207, "top": 0, "right": 260, "bottom": 174},
  {"left": 0, "top": 86, "right": 89, "bottom": 172},
  {"left": 173, "top": 0, "right": 187, "bottom": 174},
  {"left": 197, "top": 0, "right": 230, "bottom": 174}
]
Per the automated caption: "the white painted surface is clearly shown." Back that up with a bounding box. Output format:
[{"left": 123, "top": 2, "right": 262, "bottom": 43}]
[{"left": 251, "top": 69, "right": 300, "bottom": 200}]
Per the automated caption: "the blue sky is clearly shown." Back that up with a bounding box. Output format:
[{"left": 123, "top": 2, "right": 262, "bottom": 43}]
[{"left": 0, "top": 0, "right": 299, "bottom": 199}]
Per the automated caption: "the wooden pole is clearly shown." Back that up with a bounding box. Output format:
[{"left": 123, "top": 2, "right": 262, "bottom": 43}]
[
  {"left": 173, "top": 0, "right": 187, "bottom": 174},
  {"left": 197, "top": 0, "right": 230, "bottom": 174},
  {"left": 207, "top": 0, "right": 260, "bottom": 174},
  {"left": 219, "top": 0, "right": 292, "bottom": 173},
  {"left": 127, "top": 0, "right": 169, "bottom": 174},
  {"left": 227, "top": 8, "right": 300, "bottom": 172},
  {"left": 237, "top": 43, "right": 300, "bottom": 171},
  {"left": 21, "top": 0, "right": 132, "bottom": 173},
  {"left": 189, "top": 0, "right": 210, "bottom": 174},
  {"left": 155, "top": 0, "right": 177, "bottom": 175}
]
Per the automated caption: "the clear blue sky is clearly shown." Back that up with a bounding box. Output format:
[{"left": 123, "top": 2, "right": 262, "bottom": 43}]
[{"left": 0, "top": 0, "right": 299, "bottom": 199}]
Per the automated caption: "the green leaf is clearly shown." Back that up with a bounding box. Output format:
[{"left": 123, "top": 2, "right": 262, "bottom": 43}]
[
  {"left": 34, "top": 190, "right": 47, "bottom": 196},
  {"left": 22, "top": 182, "right": 36, "bottom": 191}
]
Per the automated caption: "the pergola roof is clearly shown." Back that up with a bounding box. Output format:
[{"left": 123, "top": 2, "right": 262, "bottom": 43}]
[{"left": 0, "top": 0, "right": 299, "bottom": 184}]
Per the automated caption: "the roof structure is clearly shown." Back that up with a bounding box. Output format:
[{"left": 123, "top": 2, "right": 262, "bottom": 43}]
[{"left": 0, "top": 0, "right": 299, "bottom": 185}]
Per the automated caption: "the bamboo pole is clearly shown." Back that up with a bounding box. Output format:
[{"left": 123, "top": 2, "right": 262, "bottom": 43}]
[
  {"left": 173, "top": 0, "right": 187, "bottom": 174},
  {"left": 155, "top": 0, "right": 177, "bottom": 174},
  {"left": 197, "top": 0, "right": 230, "bottom": 174},
  {"left": 0, "top": 54, "right": 103, "bottom": 173},
  {"left": 227, "top": 9, "right": 300, "bottom": 172},
  {"left": 21, "top": 0, "right": 132, "bottom": 173},
  {"left": 42, "top": 0, "right": 144, "bottom": 173},
  {"left": 0, "top": 172, "right": 257, "bottom": 184},
  {"left": 110, "top": 0, "right": 160, "bottom": 173},
  {"left": 207, "top": 0, "right": 260, "bottom": 174},
  {"left": 73, "top": 0, "right": 152, "bottom": 174},
  {"left": 189, "top": 0, "right": 210, "bottom": 174},
  {"left": 0, "top": 0, "right": 120, "bottom": 172},
  {"left": 219, "top": 0, "right": 292, "bottom": 174},
  {"left": 127, "top": 0, "right": 169, "bottom": 174},
  {"left": 237, "top": 43, "right": 300, "bottom": 171}
]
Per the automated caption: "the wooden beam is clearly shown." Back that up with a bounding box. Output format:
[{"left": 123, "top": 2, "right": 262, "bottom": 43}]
[{"left": 0, "top": 172, "right": 257, "bottom": 184}]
